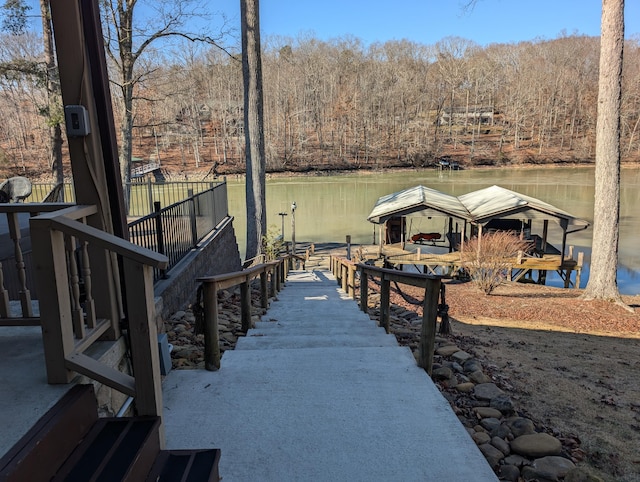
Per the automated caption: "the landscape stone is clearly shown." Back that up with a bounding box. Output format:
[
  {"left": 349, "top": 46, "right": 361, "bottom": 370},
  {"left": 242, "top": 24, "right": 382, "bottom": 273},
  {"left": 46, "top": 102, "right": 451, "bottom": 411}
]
[
  {"left": 472, "top": 431, "right": 491, "bottom": 445},
  {"left": 480, "top": 417, "right": 501, "bottom": 432},
  {"left": 478, "top": 443, "right": 504, "bottom": 468},
  {"left": 507, "top": 417, "right": 536, "bottom": 437},
  {"left": 499, "top": 465, "right": 521, "bottom": 482},
  {"left": 504, "top": 454, "right": 530, "bottom": 467},
  {"left": 435, "top": 345, "right": 460, "bottom": 356},
  {"left": 474, "top": 383, "right": 505, "bottom": 401},
  {"left": 474, "top": 407, "right": 503, "bottom": 419},
  {"left": 463, "top": 358, "right": 483, "bottom": 373},
  {"left": 491, "top": 436, "right": 511, "bottom": 455},
  {"left": 490, "top": 394, "right": 515, "bottom": 414},
  {"left": 511, "top": 433, "right": 563, "bottom": 457},
  {"left": 490, "top": 422, "right": 512, "bottom": 439},
  {"left": 432, "top": 366, "right": 454, "bottom": 380},
  {"left": 451, "top": 350, "right": 473, "bottom": 363},
  {"left": 469, "top": 370, "right": 492, "bottom": 384},
  {"left": 455, "top": 382, "right": 475, "bottom": 393},
  {"left": 525, "top": 456, "right": 576, "bottom": 480}
]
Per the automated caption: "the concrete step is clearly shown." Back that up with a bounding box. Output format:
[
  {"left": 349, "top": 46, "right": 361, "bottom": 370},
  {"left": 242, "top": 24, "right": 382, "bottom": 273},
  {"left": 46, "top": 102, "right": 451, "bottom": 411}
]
[
  {"left": 164, "top": 345, "right": 497, "bottom": 481},
  {"left": 235, "top": 332, "right": 399, "bottom": 350},
  {"left": 162, "top": 267, "right": 498, "bottom": 481}
]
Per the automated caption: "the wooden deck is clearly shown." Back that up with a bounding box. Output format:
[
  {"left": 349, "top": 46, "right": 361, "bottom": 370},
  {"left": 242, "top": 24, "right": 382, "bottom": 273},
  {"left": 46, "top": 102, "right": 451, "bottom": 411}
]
[{"left": 378, "top": 243, "right": 583, "bottom": 289}]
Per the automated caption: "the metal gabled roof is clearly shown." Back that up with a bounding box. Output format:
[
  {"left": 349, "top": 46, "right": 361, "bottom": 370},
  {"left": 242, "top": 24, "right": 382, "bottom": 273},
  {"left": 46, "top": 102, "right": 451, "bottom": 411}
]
[
  {"left": 458, "top": 185, "right": 589, "bottom": 227},
  {"left": 367, "top": 185, "right": 471, "bottom": 224},
  {"left": 368, "top": 184, "right": 590, "bottom": 229}
]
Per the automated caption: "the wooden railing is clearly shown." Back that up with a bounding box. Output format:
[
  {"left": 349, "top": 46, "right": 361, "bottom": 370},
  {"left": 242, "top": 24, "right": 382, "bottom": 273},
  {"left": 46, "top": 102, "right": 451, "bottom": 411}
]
[
  {"left": 0, "top": 203, "right": 75, "bottom": 323},
  {"left": 331, "top": 255, "right": 442, "bottom": 375},
  {"left": 30, "top": 205, "right": 168, "bottom": 423},
  {"left": 198, "top": 256, "right": 295, "bottom": 371}
]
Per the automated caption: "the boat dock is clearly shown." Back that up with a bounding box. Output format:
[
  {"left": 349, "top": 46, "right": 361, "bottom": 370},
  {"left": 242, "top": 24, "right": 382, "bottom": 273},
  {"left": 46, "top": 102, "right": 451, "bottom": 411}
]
[{"left": 372, "top": 242, "right": 584, "bottom": 289}]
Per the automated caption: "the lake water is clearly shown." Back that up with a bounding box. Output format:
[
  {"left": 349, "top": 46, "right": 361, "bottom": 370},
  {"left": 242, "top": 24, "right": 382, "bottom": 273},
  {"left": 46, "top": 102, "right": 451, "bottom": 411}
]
[{"left": 226, "top": 167, "right": 640, "bottom": 295}]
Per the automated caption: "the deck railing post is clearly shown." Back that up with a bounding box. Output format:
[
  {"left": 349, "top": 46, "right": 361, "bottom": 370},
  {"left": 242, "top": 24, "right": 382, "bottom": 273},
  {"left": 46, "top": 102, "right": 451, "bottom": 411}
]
[
  {"left": 380, "top": 274, "right": 390, "bottom": 333},
  {"left": 122, "top": 258, "right": 164, "bottom": 444},
  {"left": 188, "top": 189, "right": 198, "bottom": 247},
  {"left": 271, "top": 265, "right": 278, "bottom": 296},
  {"left": 348, "top": 264, "right": 356, "bottom": 299},
  {"left": 276, "top": 262, "right": 282, "bottom": 292},
  {"left": 241, "top": 279, "right": 252, "bottom": 332},
  {"left": 31, "top": 220, "right": 75, "bottom": 383},
  {"left": 203, "top": 281, "right": 221, "bottom": 371},
  {"left": 418, "top": 278, "right": 442, "bottom": 376},
  {"left": 260, "top": 269, "right": 268, "bottom": 309},
  {"left": 359, "top": 267, "right": 368, "bottom": 313},
  {"left": 341, "top": 264, "right": 348, "bottom": 292}
]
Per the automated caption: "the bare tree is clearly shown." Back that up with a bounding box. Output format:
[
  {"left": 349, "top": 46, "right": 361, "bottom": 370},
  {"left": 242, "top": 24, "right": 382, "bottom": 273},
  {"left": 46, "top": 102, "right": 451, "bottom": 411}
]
[
  {"left": 100, "top": 0, "right": 228, "bottom": 207},
  {"left": 1, "top": 0, "right": 64, "bottom": 186},
  {"left": 582, "top": 0, "right": 625, "bottom": 304},
  {"left": 241, "top": 0, "right": 266, "bottom": 260}
]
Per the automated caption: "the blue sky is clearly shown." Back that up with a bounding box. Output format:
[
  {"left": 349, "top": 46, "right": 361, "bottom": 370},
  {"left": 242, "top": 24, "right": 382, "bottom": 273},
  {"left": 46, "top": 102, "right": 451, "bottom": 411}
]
[{"left": 213, "top": 0, "right": 640, "bottom": 47}]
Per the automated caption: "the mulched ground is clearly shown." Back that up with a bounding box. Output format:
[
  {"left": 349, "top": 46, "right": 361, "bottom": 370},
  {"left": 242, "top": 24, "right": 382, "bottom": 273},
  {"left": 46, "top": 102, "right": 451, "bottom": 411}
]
[{"left": 389, "top": 280, "right": 640, "bottom": 337}]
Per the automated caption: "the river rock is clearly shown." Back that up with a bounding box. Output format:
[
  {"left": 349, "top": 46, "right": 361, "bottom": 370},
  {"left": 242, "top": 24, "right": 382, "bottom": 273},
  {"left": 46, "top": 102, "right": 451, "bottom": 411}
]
[
  {"left": 491, "top": 436, "right": 511, "bottom": 455},
  {"left": 432, "top": 366, "right": 454, "bottom": 380},
  {"left": 455, "top": 382, "right": 475, "bottom": 393},
  {"left": 490, "top": 394, "right": 515, "bottom": 414},
  {"left": 474, "top": 383, "right": 505, "bottom": 400},
  {"left": 507, "top": 417, "right": 536, "bottom": 437},
  {"left": 504, "top": 454, "right": 530, "bottom": 467},
  {"left": 474, "top": 407, "right": 503, "bottom": 419},
  {"left": 511, "top": 433, "right": 563, "bottom": 457},
  {"left": 491, "top": 422, "right": 512, "bottom": 439},
  {"left": 463, "top": 358, "right": 483, "bottom": 373},
  {"left": 171, "top": 310, "right": 186, "bottom": 320},
  {"left": 451, "top": 350, "right": 472, "bottom": 363},
  {"left": 480, "top": 417, "right": 502, "bottom": 432},
  {"left": 472, "top": 431, "right": 491, "bottom": 445},
  {"left": 522, "top": 456, "right": 576, "bottom": 481},
  {"left": 469, "top": 370, "right": 492, "bottom": 384},
  {"left": 478, "top": 443, "right": 504, "bottom": 468},
  {"left": 499, "top": 465, "right": 521, "bottom": 482},
  {"left": 436, "top": 344, "right": 460, "bottom": 356}
]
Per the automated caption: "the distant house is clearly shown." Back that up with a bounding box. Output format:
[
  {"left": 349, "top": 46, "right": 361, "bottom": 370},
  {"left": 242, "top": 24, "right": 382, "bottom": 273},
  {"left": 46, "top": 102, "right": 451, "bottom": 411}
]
[{"left": 438, "top": 106, "right": 494, "bottom": 126}]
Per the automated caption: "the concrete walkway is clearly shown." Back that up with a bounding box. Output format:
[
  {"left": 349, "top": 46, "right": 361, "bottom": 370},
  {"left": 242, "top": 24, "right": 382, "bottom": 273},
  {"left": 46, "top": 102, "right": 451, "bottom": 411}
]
[{"left": 162, "top": 268, "right": 497, "bottom": 481}]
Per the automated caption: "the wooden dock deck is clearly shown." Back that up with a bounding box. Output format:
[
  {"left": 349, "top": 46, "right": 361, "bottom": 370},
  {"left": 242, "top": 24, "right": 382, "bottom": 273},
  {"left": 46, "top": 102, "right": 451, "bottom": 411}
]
[{"left": 378, "top": 243, "right": 583, "bottom": 289}]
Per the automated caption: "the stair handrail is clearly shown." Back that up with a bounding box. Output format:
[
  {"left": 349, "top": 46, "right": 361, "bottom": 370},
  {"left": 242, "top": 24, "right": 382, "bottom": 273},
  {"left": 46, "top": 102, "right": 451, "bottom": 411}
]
[
  {"left": 197, "top": 255, "right": 300, "bottom": 371},
  {"left": 30, "top": 205, "right": 168, "bottom": 426},
  {"left": 331, "top": 255, "right": 442, "bottom": 375}
]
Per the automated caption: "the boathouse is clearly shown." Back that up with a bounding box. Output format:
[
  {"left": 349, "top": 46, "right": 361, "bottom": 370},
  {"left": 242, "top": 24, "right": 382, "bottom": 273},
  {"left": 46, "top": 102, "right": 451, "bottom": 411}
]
[{"left": 367, "top": 185, "right": 590, "bottom": 287}]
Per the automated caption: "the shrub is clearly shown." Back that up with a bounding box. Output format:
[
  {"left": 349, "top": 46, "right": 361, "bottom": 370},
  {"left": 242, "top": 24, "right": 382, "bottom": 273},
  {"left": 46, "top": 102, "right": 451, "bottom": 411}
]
[
  {"left": 463, "top": 231, "right": 531, "bottom": 295},
  {"left": 262, "top": 225, "right": 285, "bottom": 261}
]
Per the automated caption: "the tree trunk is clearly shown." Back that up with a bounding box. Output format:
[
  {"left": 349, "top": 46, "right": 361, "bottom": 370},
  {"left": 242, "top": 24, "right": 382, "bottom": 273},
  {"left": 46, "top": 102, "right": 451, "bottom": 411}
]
[
  {"left": 583, "top": 0, "right": 624, "bottom": 301},
  {"left": 241, "top": 0, "right": 267, "bottom": 261},
  {"left": 40, "top": 0, "right": 64, "bottom": 190}
]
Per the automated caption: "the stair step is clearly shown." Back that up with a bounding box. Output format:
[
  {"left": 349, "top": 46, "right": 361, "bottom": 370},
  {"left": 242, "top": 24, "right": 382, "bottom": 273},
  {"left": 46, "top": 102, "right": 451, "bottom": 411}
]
[
  {"left": 146, "top": 449, "right": 221, "bottom": 482},
  {"left": 52, "top": 417, "right": 160, "bottom": 482},
  {"left": 236, "top": 333, "right": 398, "bottom": 350},
  {"left": 0, "top": 384, "right": 98, "bottom": 482}
]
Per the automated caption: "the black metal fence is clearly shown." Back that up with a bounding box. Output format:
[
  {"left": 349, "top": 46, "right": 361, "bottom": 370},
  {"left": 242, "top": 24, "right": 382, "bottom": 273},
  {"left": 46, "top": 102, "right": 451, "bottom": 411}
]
[
  {"left": 30, "top": 179, "right": 223, "bottom": 217},
  {"left": 127, "top": 182, "right": 229, "bottom": 281},
  {"left": 29, "top": 180, "right": 228, "bottom": 282}
]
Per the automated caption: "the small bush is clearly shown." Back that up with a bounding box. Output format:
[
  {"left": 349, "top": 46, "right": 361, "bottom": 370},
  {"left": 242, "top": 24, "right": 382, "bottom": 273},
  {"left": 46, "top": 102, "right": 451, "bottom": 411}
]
[
  {"left": 262, "top": 225, "right": 285, "bottom": 261},
  {"left": 463, "top": 231, "right": 531, "bottom": 295}
]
